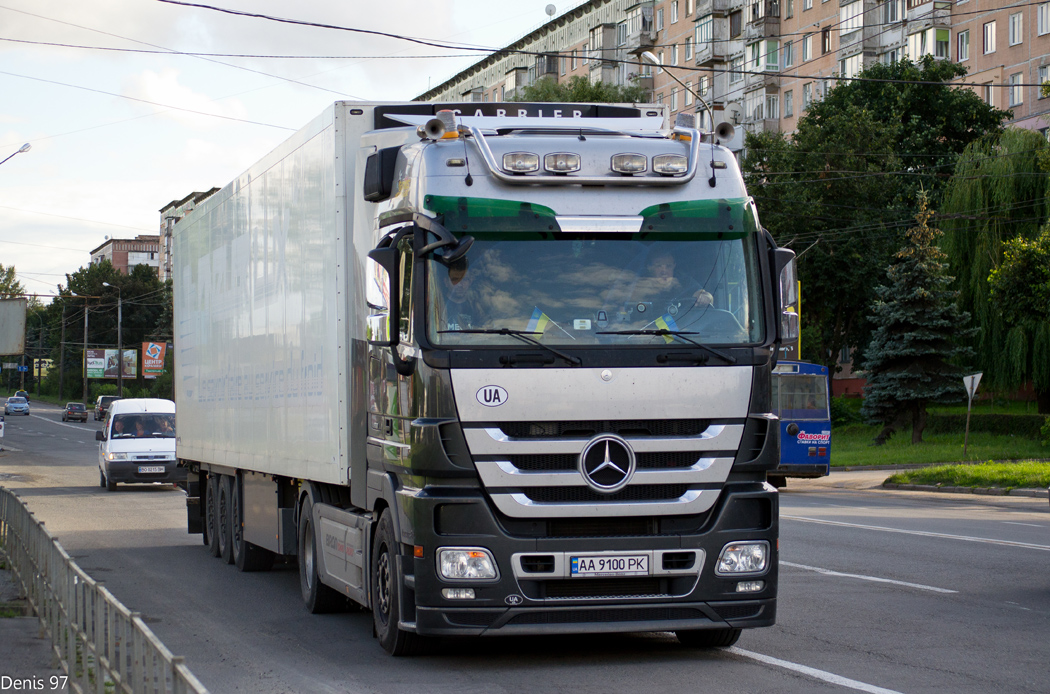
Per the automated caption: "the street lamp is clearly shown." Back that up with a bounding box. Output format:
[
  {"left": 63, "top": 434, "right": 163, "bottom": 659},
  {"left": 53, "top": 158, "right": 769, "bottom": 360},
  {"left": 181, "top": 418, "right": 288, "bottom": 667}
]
[
  {"left": 0, "top": 143, "right": 31, "bottom": 168},
  {"left": 102, "top": 282, "right": 123, "bottom": 397}
]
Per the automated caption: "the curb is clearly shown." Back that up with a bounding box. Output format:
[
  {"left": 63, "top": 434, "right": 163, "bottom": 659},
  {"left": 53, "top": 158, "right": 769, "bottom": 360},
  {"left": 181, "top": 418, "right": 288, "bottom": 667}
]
[{"left": 882, "top": 482, "right": 1049, "bottom": 498}]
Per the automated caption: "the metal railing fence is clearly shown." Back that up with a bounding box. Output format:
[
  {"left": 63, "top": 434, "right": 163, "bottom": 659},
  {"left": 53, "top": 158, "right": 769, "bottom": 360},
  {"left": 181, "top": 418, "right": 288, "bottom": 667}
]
[{"left": 0, "top": 487, "right": 208, "bottom": 694}]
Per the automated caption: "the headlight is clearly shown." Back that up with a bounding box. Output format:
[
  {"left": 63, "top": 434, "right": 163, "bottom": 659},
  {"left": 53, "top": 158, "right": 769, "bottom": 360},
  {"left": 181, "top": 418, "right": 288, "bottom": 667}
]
[
  {"left": 106, "top": 452, "right": 129, "bottom": 461},
  {"left": 716, "top": 541, "right": 769, "bottom": 575},
  {"left": 611, "top": 153, "right": 647, "bottom": 174},
  {"left": 543, "top": 152, "right": 581, "bottom": 173},
  {"left": 652, "top": 153, "right": 689, "bottom": 175},
  {"left": 438, "top": 547, "right": 498, "bottom": 580},
  {"left": 502, "top": 152, "right": 539, "bottom": 174}
]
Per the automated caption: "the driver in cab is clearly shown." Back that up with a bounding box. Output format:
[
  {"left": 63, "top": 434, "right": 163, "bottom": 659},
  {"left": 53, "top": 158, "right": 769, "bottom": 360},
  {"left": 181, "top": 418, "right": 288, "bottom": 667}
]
[
  {"left": 437, "top": 258, "right": 485, "bottom": 332},
  {"left": 622, "top": 250, "right": 713, "bottom": 323}
]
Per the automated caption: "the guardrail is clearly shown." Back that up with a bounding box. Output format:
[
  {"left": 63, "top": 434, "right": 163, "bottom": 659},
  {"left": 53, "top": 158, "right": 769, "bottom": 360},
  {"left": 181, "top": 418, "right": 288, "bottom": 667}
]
[{"left": 0, "top": 487, "right": 208, "bottom": 694}]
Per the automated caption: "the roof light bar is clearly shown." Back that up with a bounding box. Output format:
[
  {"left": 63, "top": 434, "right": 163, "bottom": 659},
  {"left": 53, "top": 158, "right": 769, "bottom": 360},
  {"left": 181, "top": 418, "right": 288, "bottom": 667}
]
[
  {"left": 611, "top": 153, "right": 647, "bottom": 175},
  {"left": 543, "top": 152, "right": 581, "bottom": 174},
  {"left": 653, "top": 154, "right": 688, "bottom": 175},
  {"left": 502, "top": 152, "right": 539, "bottom": 174}
]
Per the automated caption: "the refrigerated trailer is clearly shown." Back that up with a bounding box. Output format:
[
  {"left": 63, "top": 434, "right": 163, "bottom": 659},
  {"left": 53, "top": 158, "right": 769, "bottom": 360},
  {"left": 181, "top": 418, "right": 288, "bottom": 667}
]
[{"left": 174, "top": 101, "right": 798, "bottom": 655}]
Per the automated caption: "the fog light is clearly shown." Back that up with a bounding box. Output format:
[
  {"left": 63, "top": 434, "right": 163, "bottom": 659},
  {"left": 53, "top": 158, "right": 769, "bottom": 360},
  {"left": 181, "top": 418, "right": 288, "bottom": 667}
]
[
  {"left": 652, "top": 154, "right": 688, "bottom": 175},
  {"left": 502, "top": 152, "right": 539, "bottom": 173},
  {"left": 716, "top": 541, "right": 769, "bottom": 575},
  {"left": 543, "top": 152, "right": 581, "bottom": 173},
  {"left": 736, "top": 580, "right": 765, "bottom": 593},
  {"left": 611, "top": 153, "right": 647, "bottom": 174},
  {"left": 438, "top": 548, "right": 498, "bottom": 580},
  {"left": 441, "top": 588, "right": 476, "bottom": 599}
]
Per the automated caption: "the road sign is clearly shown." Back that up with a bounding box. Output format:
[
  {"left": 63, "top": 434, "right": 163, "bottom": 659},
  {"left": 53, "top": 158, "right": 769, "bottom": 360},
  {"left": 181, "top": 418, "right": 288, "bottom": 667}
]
[
  {"left": 962, "top": 373, "right": 982, "bottom": 403},
  {"left": 16, "top": 365, "right": 28, "bottom": 372}
]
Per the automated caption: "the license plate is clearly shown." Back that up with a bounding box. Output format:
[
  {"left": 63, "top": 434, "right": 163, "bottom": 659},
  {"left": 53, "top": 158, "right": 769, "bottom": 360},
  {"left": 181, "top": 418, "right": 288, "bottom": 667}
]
[
  {"left": 138, "top": 465, "right": 165, "bottom": 474},
  {"left": 570, "top": 554, "right": 649, "bottom": 578}
]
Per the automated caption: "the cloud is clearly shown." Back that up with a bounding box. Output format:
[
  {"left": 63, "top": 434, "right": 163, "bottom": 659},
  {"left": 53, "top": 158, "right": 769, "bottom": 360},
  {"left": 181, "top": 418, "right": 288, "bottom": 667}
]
[{"left": 121, "top": 68, "right": 249, "bottom": 128}]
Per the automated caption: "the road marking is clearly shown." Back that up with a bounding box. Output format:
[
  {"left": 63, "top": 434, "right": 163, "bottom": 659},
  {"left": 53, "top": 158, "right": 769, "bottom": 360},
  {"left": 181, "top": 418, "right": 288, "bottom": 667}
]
[
  {"left": 1002, "top": 522, "right": 1044, "bottom": 528},
  {"left": 727, "top": 647, "right": 904, "bottom": 694},
  {"left": 783, "top": 515, "right": 1050, "bottom": 552},
  {"left": 781, "top": 561, "right": 957, "bottom": 594},
  {"left": 29, "top": 414, "right": 91, "bottom": 432}
]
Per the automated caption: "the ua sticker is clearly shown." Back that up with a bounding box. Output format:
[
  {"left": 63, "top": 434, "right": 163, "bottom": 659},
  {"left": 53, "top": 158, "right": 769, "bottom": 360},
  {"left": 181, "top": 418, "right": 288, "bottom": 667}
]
[{"left": 476, "top": 385, "right": 508, "bottom": 407}]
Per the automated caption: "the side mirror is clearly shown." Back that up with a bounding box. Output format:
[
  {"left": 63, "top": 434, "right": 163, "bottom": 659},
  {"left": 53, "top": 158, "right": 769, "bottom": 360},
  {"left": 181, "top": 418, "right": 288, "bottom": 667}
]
[
  {"left": 95, "top": 430, "right": 105, "bottom": 441},
  {"left": 366, "top": 248, "right": 399, "bottom": 348},
  {"left": 774, "top": 249, "right": 799, "bottom": 342}
]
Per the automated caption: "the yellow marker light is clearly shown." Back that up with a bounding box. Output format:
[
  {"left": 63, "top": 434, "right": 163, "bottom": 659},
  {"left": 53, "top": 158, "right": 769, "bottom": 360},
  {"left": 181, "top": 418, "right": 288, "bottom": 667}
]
[
  {"left": 611, "top": 153, "right": 648, "bottom": 174},
  {"left": 652, "top": 154, "right": 688, "bottom": 175},
  {"left": 502, "top": 152, "right": 539, "bottom": 173},
  {"left": 543, "top": 152, "right": 581, "bottom": 173}
]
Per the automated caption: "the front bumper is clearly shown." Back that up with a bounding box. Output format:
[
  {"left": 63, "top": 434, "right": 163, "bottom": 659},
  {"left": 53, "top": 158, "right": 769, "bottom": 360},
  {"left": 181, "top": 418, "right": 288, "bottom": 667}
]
[
  {"left": 400, "top": 483, "right": 778, "bottom": 637},
  {"left": 104, "top": 461, "right": 186, "bottom": 485}
]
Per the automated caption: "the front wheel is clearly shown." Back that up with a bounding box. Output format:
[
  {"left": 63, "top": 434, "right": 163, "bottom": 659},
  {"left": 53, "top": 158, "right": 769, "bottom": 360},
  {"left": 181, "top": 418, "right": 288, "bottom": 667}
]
[
  {"left": 371, "top": 510, "right": 424, "bottom": 656},
  {"left": 676, "top": 628, "right": 741, "bottom": 648}
]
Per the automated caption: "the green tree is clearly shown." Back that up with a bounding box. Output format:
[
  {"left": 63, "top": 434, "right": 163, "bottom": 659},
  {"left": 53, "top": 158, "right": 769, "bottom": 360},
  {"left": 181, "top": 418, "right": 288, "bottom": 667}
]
[
  {"left": 744, "top": 57, "right": 1008, "bottom": 373},
  {"left": 0, "top": 263, "right": 25, "bottom": 298},
  {"left": 514, "top": 75, "right": 651, "bottom": 103},
  {"left": 987, "top": 226, "right": 1050, "bottom": 413},
  {"left": 940, "top": 127, "right": 1050, "bottom": 412},
  {"left": 861, "top": 194, "right": 973, "bottom": 444}
]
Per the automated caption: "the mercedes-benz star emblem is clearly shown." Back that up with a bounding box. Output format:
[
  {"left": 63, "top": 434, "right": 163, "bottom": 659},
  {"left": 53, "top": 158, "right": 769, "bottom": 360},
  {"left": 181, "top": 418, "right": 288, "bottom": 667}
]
[{"left": 578, "top": 434, "right": 636, "bottom": 493}]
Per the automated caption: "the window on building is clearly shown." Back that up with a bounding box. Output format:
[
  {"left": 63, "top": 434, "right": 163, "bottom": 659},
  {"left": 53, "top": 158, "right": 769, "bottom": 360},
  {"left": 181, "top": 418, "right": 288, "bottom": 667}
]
[
  {"left": 1038, "top": 65, "right": 1049, "bottom": 97},
  {"left": 672, "top": 1, "right": 679, "bottom": 23},
  {"left": 1009, "top": 13, "right": 1023, "bottom": 45},
  {"left": 729, "top": 56, "right": 744, "bottom": 83},
  {"left": 802, "top": 33, "right": 812, "bottom": 61},
  {"left": 1009, "top": 72, "right": 1023, "bottom": 106},
  {"left": 657, "top": 8, "right": 665, "bottom": 30},
  {"left": 935, "top": 29, "right": 949, "bottom": 58},
  {"left": 1039, "top": 3, "right": 1050, "bottom": 35},
  {"left": 696, "top": 15, "right": 713, "bottom": 45},
  {"left": 803, "top": 0, "right": 812, "bottom": 10},
  {"left": 786, "top": 0, "right": 794, "bottom": 18},
  {"left": 657, "top": 50, "right": 664, "bottom": 73},
  {"left": 749, "top": 0, "right": 765, "bottom": 23},
  {"left": 958, "top": 30, "right": 969, "bottom": 61},
  {"left": 784, "top": 40, "right": 794, "bottom": 67},
  {"left": 730, "top": 10, "right": 743, "bottom": 37},
  {"left": 840, "top": 1, "right": 863, "bottom": 33},
  {"left": 785, "top": 89, "right": 794, "bottom": 116},
  {"left": 687, "top": 0, "right": 695, "bottom": 16},
  {"left": 745, "top": 90, "right": 763, "bottom": 120},
  {"left": 656, "top": 92, "right": 664, "bottom": 104},
  {"left": 883, "top": 48, "right": 899, "bottom": 64},
  {"left": 766, "top": 40, "right": 780, "bottom": 70},
  {"left": 802, "top": 82, "right": 812, "bottom": 108},
  {"left": 822, "top": 27, "right": 831, "bottom": 54},
  {"left": 571, "top": 50, "right": 577, "bottom": 70},
  {"left": 618, "top": 21, "right": 627, "bottom": 46},
  {"left": 749, "top": 41, "right": 763, "bottom": 70},
  {"left": 908, "top": 30, "right": 927, "bottom": 58},
  {"left": 766, "top": 94, "right": 779, "bottom": 119},
  {"left": 984, "top": 21, "right": 996, "bottom": 54},
  {"left": 685, "top": 81, "right": 693, "bottom": 106},
  {"left": 839, "top": 53, "right": 862, "bottom": 79},
  {"left": 673, "top": 44, "right": 679, "bottom": 65},
  {"left": 885, "top": 0, "right": 899, "bottom": 23},
  {"left": 982, "top": 82, "right": 993, "bottom": 106},
  {"left": 685, "top": 37, "right": 693, "bottom": 60},
  {"left": 699, "top": 75, "right": 710, "bottom": 95},
  {"left": 671, "top": 88, "right": 679, "bottom": 111}
]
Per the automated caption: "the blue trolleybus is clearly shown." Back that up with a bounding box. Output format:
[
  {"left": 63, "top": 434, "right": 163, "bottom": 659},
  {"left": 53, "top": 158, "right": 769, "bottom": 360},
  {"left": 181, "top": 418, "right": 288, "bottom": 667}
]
[{"left": 768, "top": 361, "right": 831, "bottom": 488}]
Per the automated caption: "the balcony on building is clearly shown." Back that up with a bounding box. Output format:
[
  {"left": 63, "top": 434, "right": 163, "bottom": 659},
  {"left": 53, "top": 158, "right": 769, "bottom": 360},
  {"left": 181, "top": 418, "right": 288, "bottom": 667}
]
[
  {"left": 743, "top": 38, "right": 781, "bottom": 90},
  {"left": 694, "top": 14, "right": 727, "bottom": 65},
  {"left": 697, "top": 0, "right": 734, "bottom": 17},
  {"left": 460, "top": 87, "right": 484, "bottom": 103},
  {"left": 535, "top": 53, "right": 560, "bottom": 82},
  {"left": 906, "top": 0, "right": 950, "bottom": 27},
  {"left": 743, "top": 0, "right": 780, "bottom": 41},
  {"left": 624, "top": 1, "right": 657, "bottom": 54}
]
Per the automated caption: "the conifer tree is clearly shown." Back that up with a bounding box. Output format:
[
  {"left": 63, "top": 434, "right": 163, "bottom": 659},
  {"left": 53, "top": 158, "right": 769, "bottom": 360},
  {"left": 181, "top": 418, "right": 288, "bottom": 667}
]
[{"left": 861, "top": 193, "right": 973, "bottom": 444}]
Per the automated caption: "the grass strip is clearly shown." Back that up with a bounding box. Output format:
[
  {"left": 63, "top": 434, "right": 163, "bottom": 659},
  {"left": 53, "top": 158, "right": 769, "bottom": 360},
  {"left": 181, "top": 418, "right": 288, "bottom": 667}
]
[
  {"left": 886, "top": 461, "right": 1050, "bottom": 490},
  {"left": 832, "top": 423, "right": 1048, "bottom": 467}
]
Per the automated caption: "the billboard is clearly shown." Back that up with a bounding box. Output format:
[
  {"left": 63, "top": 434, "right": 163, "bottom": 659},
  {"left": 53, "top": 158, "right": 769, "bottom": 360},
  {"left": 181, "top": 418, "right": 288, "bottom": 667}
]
[
  {"left": 85, "top": 349, "right": 137, "bottom": 379},
  {"left": 142, "top": 342, "right": 167, "bottom": 378},
  {"left": 0, "top": 298, "right": 27, "bottom": 355}
]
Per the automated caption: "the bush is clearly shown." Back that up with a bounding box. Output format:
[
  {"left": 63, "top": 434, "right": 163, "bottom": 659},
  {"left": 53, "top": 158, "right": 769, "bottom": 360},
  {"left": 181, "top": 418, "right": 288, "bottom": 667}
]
[
  {"left": 1042, "top": 416, "right": 1050, "bottom": 446},
  {"left": 830, "top": 397, "right": 863, "bottom": 426},
  {"left": 925, "top": 414, "right": 1045, "bottom": 439}
]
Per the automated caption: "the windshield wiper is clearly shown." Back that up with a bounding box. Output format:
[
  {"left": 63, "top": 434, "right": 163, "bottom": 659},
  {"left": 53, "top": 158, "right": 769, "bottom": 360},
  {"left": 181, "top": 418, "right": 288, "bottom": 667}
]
[
  {"left": 596, "top": 329, "right": 737, "bottom": 364},
  {"left": 438, "top": 328, "right": 582, "bottom": 366}
]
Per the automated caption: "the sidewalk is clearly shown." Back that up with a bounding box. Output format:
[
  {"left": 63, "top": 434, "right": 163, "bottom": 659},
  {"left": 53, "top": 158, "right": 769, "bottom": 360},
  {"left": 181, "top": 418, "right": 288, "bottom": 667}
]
[{"left": 0, "top": 563, "right": 66, "bottom": 690}]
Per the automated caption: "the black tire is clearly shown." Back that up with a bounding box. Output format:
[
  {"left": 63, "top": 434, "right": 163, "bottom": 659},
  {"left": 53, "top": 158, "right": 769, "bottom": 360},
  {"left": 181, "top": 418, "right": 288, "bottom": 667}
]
[
  {"left": 371, "top": 510, "right": 424, "bottom": 656},
  {"left": 217, "top": 475, "right": 234, "bottom": 564},
  {"left": 232, "top": 475, "right": 275, "bottom": 572},
  {"left": 205, "top": 475, "right": 221, "bottom": 557},
  {"left": 676, "top": 628, "right": 742, "bottom": 648},
  {"left": 297, "top": 495, "right": 344, "bottom": 613},
  {"left": 99, "top": 467, "right": 106, "bottom": 488},
  {"left": 105, "top": 470, "right": 117, "bottom": 492}
]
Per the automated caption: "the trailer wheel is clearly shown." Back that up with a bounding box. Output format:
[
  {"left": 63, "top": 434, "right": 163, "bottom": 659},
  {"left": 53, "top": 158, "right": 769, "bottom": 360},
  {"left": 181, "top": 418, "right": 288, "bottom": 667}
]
[
  {"left": 205, "top": 475, "right": 221, "bottom": 557},
  {"left": 232, "top": 475, "right": 275, "bottom": 572},
  {"left": 217, "top": 475, "right": 234, "bottom": 564},
  {"left": 297, "top": 496, "right": 344, "bottom": 613},
  {"left": 371, "top": 510, "right": 423, "bottom": 656},
  {"left": 676, "top": 628, "right": 741, "bottom": 648}
]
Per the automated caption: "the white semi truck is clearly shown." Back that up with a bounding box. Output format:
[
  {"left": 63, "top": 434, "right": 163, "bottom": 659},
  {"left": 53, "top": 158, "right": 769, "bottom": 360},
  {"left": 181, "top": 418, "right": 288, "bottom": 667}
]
[{"left": 174, "top": 101, "right": 797, "bottom": 655}]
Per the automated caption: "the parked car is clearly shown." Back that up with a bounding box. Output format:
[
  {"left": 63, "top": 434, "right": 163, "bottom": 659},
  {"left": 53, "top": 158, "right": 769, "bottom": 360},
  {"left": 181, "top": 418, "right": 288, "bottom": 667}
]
[
  {"left": 62, "top": 402, "right": 88, "bottom": 422},
  {"left": 4, "top": 397, "right": 29, "bottom": 416},
  {"left": 96, "top": 398, "right": 182, "bottom": 491},
  {"left": 94, "top": 395, "right": 121, "bottom": 421},
  {"left": 14, "top": 389, "right": 29, "bottom": 402}
]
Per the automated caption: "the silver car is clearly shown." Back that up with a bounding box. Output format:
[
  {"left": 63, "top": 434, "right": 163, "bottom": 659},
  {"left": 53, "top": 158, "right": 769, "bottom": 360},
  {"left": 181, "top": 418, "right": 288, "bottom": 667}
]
[{"left": 4, "top": 397, "right": 30, "bottom": 415}]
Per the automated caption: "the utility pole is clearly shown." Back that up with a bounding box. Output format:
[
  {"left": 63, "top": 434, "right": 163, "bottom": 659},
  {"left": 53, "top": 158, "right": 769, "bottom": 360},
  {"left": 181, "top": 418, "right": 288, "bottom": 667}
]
[
  {"left": 82, "top": 303, "right": 89, "bottom": 404},
  {"left": 57, "top": 304, "right": 67, "bottom": 401},
  {"left": 102, "top": 282, "right": 123, "bottom": 397}
]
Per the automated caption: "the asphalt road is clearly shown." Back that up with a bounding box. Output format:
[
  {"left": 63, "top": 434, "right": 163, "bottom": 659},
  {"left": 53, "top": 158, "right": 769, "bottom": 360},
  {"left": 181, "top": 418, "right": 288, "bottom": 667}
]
[{"left": 1, "top": 404, "right": 1048, "bottom": 694}]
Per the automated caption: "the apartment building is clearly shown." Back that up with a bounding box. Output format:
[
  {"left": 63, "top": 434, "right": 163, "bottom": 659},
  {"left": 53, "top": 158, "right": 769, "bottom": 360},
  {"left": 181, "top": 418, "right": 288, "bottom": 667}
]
[
  {"left": 158, "top": 189, "right": 218, "bottom": 282},
  {"left": 418, "top": 0, "right": 1050, "bottom": 144},
  {"left": 89, "top": 235, "right": 161, "bottom": 275}
]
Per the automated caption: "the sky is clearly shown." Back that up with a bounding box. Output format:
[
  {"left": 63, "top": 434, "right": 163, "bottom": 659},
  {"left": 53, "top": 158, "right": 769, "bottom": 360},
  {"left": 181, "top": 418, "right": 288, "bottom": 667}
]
[{"left": 0, "top": 0, "right": 581, "bottom": 301}]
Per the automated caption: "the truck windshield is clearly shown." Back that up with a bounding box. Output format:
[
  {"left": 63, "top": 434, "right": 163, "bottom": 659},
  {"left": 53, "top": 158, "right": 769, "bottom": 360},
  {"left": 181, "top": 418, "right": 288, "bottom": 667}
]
[{"left": 425, "top": 234, "right": 764, "bottom": 347}]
